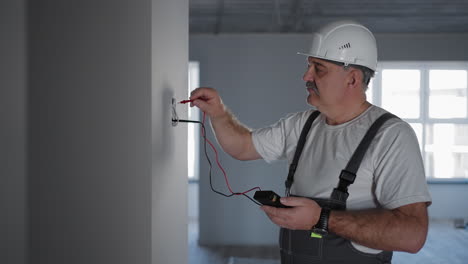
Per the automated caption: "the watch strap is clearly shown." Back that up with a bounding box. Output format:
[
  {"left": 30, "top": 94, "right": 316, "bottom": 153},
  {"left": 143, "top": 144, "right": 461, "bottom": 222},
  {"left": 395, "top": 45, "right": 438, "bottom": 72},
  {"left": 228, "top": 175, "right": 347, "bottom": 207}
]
[{"left": 311, "top": 208, "right": 331, "bottom": 238}]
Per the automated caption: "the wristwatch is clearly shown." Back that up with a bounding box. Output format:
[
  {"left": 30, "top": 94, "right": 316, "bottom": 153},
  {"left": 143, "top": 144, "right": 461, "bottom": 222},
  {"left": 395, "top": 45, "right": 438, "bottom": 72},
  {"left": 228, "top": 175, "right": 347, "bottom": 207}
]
[{"left": 311, "top": 208, "right": 331, "bottom": 238}]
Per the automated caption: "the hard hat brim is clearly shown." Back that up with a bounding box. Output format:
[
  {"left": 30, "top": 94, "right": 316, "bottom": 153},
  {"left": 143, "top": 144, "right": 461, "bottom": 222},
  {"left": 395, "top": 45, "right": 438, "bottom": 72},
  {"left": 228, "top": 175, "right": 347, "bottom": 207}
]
[
  {"left": 297, "top": 52, "right": 376, "bottom": 71},
  {"left": 297, "top": 52, "right": 353, "bottom": 66}
]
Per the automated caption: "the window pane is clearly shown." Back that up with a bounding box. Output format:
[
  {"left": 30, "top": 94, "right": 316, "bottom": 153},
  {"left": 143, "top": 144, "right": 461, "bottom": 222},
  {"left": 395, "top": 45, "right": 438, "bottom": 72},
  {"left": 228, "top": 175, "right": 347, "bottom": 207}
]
[
  {"left": 381, "top": 70, "right": 420, "bottom": 118},
  {"left": 429, "top": 70, "right": 467, "bottom": 118},
  {"left": 425, "top": 124, "right": 468, "bottom": 179}
]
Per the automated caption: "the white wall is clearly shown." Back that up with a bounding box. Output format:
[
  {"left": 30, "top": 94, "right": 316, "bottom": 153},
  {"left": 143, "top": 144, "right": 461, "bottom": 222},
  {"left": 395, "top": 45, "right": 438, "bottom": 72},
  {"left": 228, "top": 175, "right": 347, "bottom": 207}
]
[
  {"left": 151, "top": 1, "right": 189, "bottom": 264},
  {"left": 0, "top": 0, "right": 27, "bottom": 264},
  {"left": 190, "top": 33, "right": 468, "bottom": 245},
  {"left": 25, "top": 1, "right": 187, "bottom": 264}
]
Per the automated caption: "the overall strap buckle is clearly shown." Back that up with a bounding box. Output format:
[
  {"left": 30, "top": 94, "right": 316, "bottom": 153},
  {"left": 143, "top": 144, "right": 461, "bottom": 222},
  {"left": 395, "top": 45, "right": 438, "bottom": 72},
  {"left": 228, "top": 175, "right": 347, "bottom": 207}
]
[
  {"left": 331, "top": 188, "right": 349, "bottom": 203},
  {"left": 339, "top": 170, "right": 356, "bottom": 184},
  {"left": 331, "top": 170, "right": 355, "bottom": 202}
]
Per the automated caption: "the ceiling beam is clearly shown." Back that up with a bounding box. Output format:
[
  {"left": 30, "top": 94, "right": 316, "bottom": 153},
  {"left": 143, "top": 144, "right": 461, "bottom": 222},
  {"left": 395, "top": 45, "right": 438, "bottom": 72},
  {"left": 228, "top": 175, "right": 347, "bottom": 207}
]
[
  {"left": 282, "top": 0, "right": 304, "bottom": 32},
  {"left": 271, "top": 0, "right": 283, "bottom": 32},
  {"left": 214, "top": 0, "right": 225, "bottom": 34}
]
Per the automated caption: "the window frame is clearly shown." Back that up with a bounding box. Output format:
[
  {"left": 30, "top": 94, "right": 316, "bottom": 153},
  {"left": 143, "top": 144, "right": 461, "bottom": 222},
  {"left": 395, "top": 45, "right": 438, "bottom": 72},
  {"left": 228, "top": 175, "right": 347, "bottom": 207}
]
[{"left": 188, "top": 61, "right": 201, "bottom": 182}]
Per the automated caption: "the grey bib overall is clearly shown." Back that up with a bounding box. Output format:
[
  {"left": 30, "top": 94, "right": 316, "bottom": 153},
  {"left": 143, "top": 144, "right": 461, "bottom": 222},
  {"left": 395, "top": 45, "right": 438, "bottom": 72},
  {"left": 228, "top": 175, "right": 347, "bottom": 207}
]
[{"left": 280, "top": 111, "right": 396, "bottom": 264}]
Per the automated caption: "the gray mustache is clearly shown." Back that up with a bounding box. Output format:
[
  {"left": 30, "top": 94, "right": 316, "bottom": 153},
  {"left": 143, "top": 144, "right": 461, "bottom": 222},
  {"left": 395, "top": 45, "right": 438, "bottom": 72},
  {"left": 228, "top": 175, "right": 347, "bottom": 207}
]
[{"left": 306, "top": 82, "right": 319, "bottom": 95}]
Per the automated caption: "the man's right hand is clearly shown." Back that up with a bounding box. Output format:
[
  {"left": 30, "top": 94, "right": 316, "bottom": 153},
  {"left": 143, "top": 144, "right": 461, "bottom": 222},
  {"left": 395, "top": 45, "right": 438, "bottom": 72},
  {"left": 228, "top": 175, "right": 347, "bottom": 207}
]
[
  {"left": 189, "top": 87, "right": 261, "bottom": 161},
  {"left": 189, "top": 87, "right": 227, "bottom": 119}
]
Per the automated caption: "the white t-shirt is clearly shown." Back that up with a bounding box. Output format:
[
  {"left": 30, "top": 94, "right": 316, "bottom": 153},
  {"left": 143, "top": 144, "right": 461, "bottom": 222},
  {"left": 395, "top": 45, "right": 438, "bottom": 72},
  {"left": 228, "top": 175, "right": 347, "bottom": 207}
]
[{"left": 252, "top": 105, "right": 432, "bottom": 253}]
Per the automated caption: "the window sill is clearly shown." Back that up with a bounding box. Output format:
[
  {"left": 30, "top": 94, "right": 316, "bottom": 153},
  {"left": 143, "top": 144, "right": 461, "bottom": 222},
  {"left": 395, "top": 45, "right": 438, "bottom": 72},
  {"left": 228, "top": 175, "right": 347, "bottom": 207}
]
[
  {"left": 427, "top": 178, "right": 468, "bottom": 184},
  {"left": 188, "top": 179, "right": 199, "bottom": 184}
]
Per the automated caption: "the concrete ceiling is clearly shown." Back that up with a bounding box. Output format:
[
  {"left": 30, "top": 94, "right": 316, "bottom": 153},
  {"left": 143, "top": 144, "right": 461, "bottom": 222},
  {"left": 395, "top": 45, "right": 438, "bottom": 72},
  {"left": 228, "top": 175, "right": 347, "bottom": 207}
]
[{"left": 190, "top": 0, "right": 468, "bottom": 34}]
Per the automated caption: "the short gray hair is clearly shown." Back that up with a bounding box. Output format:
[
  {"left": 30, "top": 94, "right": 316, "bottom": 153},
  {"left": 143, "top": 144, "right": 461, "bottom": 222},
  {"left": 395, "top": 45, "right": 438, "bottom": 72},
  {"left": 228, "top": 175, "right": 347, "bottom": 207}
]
[{"left": 322, "top": 58, "right": 375, "bottom": 91}]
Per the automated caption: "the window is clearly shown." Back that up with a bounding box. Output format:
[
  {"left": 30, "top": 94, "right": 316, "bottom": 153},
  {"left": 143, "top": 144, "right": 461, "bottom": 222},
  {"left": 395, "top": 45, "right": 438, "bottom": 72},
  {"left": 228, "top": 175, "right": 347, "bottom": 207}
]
[
  {"left": 188, "top": 61, "right": 200, "bottom": 180},
  {"left": 382, "top": 69, "right": 420, "bottom": 118},
  {"left": 368, "top": 62, "right": 468, "bottom": 180}
]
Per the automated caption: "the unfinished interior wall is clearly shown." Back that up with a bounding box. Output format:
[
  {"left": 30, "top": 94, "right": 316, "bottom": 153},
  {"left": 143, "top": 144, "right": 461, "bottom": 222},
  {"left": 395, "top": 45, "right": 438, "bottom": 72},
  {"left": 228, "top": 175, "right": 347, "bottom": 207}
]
[
  {"left": 26, "top": 0, "right": 188, "bottom": 264},
  {"left": 0, "top": 0, "right": 27, "bottom": 264}
]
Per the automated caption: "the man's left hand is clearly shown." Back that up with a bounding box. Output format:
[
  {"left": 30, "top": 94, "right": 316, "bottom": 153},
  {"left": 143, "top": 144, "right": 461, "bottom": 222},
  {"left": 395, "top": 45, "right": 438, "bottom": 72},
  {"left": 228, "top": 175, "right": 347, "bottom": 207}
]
[{"left": 260, "top": 197, "right": 322, "bottom": 230}]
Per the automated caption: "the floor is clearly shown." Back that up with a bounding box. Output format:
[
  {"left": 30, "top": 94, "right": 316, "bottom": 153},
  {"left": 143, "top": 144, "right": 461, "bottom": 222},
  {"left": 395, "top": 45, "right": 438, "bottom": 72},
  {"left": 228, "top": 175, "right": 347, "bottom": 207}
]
[
  {"left": 188, "top": 220, "right": 279, "bottom": 264},
  {"left": 188, "top": 219, "right": 468, "bottom": 264}
]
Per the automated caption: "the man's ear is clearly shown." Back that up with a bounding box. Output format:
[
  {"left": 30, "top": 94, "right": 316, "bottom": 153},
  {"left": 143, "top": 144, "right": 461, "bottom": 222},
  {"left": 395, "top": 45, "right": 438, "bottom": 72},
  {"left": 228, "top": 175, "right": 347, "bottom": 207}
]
[{"left": 347, "top": 68, "right": 363, "bottom": 89}]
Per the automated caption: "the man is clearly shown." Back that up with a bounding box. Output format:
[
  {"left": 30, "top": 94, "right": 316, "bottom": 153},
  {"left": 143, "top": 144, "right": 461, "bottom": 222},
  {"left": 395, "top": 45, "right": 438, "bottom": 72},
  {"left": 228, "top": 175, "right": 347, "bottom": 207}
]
[{"left": 190, "top": 20, "right": 431, "bottom": 263}]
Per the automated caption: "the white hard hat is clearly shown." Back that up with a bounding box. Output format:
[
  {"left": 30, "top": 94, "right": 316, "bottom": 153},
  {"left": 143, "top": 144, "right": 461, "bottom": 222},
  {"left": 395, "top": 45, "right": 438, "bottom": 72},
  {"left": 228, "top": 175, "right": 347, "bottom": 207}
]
[{"left": 298, "top": 20, "right": 378, "bottom": 71}]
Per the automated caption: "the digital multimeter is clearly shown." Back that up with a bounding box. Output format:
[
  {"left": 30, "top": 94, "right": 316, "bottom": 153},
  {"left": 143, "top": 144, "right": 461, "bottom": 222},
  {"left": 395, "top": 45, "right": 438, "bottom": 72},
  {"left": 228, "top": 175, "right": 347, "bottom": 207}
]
[{"left": 254, "top": 190, "right": 291, "bottom": 208}]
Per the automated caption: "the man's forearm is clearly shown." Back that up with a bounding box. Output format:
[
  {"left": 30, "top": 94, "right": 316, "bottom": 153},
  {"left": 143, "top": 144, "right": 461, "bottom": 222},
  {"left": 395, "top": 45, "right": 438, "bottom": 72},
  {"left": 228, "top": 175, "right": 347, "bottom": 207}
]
[
  {"left": 210, "top": 109, "right": 260, "bottom": 160},
  {"left": 328, "top": 202, "right": 428, "bottom": 253}
]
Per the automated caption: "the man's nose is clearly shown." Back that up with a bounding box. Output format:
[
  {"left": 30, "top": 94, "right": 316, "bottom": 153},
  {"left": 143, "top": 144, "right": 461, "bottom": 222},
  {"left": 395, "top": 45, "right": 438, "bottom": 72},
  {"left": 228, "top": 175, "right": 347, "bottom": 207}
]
[{"left": 303, "top": 67, "right": 315, "bottom": 82}]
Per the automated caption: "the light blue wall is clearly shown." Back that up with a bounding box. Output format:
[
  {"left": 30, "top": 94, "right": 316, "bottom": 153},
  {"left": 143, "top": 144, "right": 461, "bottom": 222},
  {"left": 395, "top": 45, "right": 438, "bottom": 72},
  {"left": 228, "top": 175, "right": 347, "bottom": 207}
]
[
  {"left": 428, "top": 184, "right": 468, "bottom": 219},
  {"left": 190, "top": 33, "right": 468, "bottom": 245}
]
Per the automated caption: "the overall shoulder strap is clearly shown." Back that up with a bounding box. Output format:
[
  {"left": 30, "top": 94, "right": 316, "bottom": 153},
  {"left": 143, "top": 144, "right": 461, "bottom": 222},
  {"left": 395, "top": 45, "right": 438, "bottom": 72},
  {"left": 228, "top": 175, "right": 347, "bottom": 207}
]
[
  {"left": 331, "top": 112, "right": 398, "bottom": 203},
  {"left": 285, "top": 110, "right": 321, "bottom": 196}
]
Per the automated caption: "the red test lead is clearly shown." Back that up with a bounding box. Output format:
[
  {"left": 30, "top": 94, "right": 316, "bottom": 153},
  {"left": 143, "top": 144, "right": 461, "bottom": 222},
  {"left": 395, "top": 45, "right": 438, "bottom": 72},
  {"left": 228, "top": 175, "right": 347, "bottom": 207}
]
[{"left": 179, "top": 99, "right": 194, "bottom": 104}]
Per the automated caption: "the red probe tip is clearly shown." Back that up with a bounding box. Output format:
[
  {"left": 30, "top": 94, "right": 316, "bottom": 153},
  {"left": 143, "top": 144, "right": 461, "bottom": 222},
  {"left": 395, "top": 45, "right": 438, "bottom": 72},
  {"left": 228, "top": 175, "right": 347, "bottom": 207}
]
[{"left": 179, "top": 99, "right": 194, "bottom": 104}]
